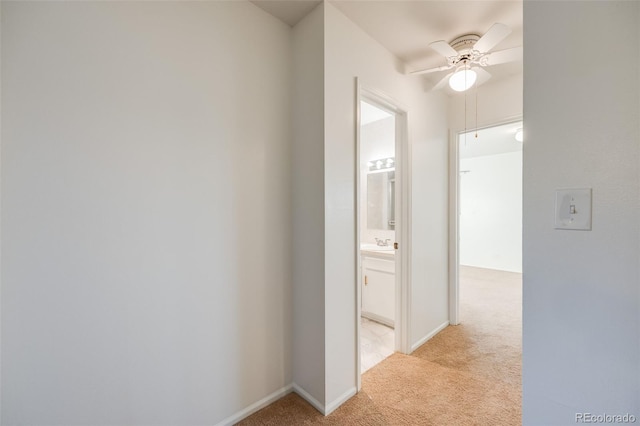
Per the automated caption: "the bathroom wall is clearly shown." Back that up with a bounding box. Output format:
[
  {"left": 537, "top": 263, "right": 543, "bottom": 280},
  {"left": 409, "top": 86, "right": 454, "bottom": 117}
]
[
  {"left": 360, "top": 115, "right": 395, "bottom": 245},
  {"left": 1, "top": 2, "right": 293, "bottom": 424}
]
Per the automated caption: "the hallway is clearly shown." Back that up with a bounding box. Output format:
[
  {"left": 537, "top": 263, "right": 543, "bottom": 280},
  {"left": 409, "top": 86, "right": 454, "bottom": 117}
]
[{"left": 240, "top": 266, "right": 522, "bottom": 424}]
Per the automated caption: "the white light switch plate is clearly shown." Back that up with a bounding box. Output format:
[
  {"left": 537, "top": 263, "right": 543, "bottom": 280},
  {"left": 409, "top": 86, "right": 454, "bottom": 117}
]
[{"left": 555, "top": 188, "right": 592, "bottom": 230}]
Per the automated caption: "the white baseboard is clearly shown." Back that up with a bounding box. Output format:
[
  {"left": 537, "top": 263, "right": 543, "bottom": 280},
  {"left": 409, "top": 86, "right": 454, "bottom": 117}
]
[
  {"left": 410, "top": 321, "right": 449, "bottom": 353},
  {"left": 292, "top": 383, "right": 326, "bottom": 414},
  {"left": 214, "top": 384, "right": 293, "bottom": 426},
  {"left": 292, "top": 383, "right": 357, "bottom": 416},
  {"left": 214, "top": 382, "right": 357, "bottom": 424},
  {"left": 324, "top": 387, "right": 357, "bottom": 415}
]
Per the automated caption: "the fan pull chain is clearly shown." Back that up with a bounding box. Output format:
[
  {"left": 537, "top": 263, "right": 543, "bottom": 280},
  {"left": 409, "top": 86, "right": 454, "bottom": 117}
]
[
  {"left": 464, "top": 62, "right": 468, "bottom": 147},
  {"left": 475, "top": 81, "right": 478, "bottom": 139}
]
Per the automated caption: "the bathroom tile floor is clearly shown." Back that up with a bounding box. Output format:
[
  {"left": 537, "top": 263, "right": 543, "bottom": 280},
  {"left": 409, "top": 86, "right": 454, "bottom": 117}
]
[{"left": 361, "top": 317, "right": 395, "bottom": 373}]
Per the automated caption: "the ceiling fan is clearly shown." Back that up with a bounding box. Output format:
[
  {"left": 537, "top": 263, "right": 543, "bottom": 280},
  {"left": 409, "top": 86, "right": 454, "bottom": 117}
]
[{"left": 409, "top": 23, "right": 522, "bottom": 92}]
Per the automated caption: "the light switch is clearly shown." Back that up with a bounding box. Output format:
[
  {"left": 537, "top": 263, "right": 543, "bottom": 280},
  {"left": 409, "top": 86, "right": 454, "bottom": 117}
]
[{"left": 555, "top": 188, "right": 592, "bottom": 230}]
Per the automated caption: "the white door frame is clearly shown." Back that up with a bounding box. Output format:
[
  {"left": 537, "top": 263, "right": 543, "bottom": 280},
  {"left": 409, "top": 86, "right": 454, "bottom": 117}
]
[
  {"left": 355, "top": 79, "right": 412, "bottom": 391},
  {"left": 448, "top": 115, "right": 523, "bottom": 326}
]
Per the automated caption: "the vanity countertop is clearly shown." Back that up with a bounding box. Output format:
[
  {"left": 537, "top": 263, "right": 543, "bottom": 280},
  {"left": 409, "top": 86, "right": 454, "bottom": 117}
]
[{"left": 360, "top": 244, "right": 395, "bottom": 259}]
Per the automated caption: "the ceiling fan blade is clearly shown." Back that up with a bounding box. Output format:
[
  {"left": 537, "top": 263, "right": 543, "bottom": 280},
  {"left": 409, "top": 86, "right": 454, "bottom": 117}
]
[
  {"left": 409, "top": 64, "right": 454, "bottom": 76},
  {"left": 473, "top": 67, "right": 492, "bottom": 86},
  {"left": 432, "top": 72, "right": 454, "bottom": 91},
  {"left": 483, "top": 46, "right": 523, "bottom": 66},
  {"left": 429, "top": 40, "right": 458, "bottom": 58},
  {"left": 473, "top": 23, "right": 511, "bottom": 53}
]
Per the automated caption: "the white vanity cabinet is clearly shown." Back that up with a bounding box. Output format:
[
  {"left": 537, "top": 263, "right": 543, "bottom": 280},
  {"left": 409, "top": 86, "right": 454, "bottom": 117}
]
[{"left": 361, "top": 251, "right": 395, "bottom": 328}]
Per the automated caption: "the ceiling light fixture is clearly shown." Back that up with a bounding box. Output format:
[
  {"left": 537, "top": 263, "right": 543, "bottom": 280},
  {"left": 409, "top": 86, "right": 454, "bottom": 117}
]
[
  {"left": 368, "top": 157, "right": 395, "bottom": 172},
  {"left": 449, "top": 62, "right": 477, "bottom": 92},
  {"left": 515, "top": 128, "right": 523, "bottom": 142}
]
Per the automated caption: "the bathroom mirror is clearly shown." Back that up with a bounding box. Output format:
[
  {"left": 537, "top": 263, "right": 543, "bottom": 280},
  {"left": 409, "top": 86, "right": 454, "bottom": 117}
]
[{"left": 367, "top": 170, "right": 395, "bottom": 230}]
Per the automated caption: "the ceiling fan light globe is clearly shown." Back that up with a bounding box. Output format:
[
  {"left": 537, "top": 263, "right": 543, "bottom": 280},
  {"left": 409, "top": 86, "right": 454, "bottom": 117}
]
[{"left": 449, "top": 68, "right": 477, "bottom": 92}]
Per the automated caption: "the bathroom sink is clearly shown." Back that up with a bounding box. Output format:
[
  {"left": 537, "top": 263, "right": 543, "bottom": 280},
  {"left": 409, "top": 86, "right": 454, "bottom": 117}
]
[{"left": 360, "top": 243, "right": 394, "bottom": 252}]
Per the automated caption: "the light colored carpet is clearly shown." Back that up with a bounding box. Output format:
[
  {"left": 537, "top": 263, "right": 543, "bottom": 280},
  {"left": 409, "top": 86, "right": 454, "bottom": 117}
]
[{"left": 238, "top": 266, "right": 521, "bottom": 425}]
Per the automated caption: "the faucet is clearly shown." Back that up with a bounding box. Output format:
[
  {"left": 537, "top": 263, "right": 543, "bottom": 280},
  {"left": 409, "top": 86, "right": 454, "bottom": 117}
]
[{"left": 374, "top": 237, "right": 391, "bottom": 247}]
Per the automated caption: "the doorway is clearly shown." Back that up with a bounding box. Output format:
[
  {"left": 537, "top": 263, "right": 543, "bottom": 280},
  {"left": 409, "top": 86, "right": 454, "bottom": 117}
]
[
  {"left": 356, "top": 84, "right": 410, "bottom": 390},
  {"left": 450, "top": 120, "right": 523, "bottom": 324}
]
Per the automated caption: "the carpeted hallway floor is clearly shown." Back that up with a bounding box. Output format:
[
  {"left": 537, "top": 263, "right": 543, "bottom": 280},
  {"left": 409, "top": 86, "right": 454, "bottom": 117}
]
[{"left": 238, "top": 266, "right": 522, "bottom": 425}]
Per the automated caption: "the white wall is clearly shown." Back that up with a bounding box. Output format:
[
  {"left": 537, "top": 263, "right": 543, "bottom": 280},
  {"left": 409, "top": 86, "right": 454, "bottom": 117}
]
[
  {"left": 360, "top": 116, "right": 395, "bottom": 244},
  {"left": 1, "top": 2, "right": 292, "bottom": 424},
  {"left": 291, "top": 2, "right": 326, "bottom": 410},
  {"left": 523, "top": 2, "right": 640, "bottom": 424},
  {"left": 324, "top": 1, "right": 449, "bottom": 409},
  {"left": 449, "top": 73, "right": 523, "bottom": 133},
  {"left": 460, "top": 151, "right": 522, "bottom": 273},
  {"left": 0, "top": 2, "right": 3, "bottom": 421},
  {"left": 408, "top": 85, "right": 450, "bottom": 352}
]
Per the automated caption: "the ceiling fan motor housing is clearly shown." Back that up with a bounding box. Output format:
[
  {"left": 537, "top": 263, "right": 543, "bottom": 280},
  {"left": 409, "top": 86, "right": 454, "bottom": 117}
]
[
  {"left": 450, "top": 34, "right": 480, "bottom": 51},
  {"left": 448, "top": 34, "right": 481, "bottom": 65}
]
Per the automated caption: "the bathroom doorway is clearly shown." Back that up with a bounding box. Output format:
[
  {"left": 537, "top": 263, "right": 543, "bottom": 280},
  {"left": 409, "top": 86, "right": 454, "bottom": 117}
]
[{"left": 356, "top": 84, "right": 409, "bottom": 390}]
